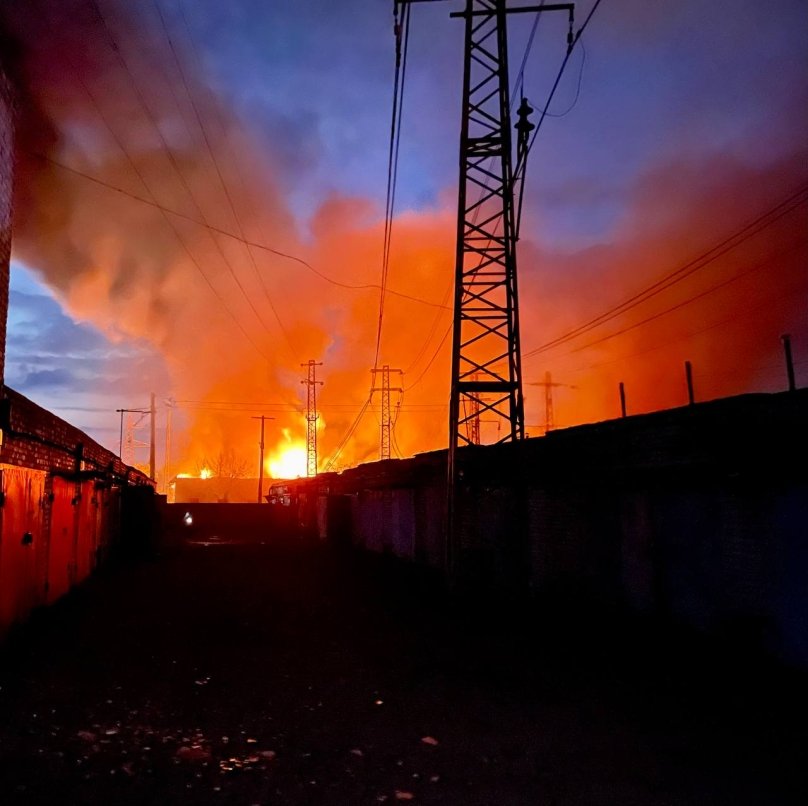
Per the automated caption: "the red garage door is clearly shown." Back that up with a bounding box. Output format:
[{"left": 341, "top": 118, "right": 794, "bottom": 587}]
[{"left": 0, "top": 467, "right": 46, "bottom": 633}]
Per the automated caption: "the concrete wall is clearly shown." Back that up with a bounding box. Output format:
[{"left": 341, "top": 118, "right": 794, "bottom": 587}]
[{"left": 286, "top": 391, "right": 808, "bottom": 667}]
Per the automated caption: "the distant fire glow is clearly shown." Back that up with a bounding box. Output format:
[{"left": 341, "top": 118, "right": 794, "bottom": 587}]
[{"left": 269, "top": 444, "right": 307, "bottom": 479}]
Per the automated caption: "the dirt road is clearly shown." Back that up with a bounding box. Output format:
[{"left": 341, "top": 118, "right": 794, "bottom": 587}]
[{"left": 0, "top": 538, "right": 805, "bottom": 804}]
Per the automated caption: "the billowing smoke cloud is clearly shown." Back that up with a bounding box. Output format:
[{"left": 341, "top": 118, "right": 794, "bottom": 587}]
[{"left": 1, "top": 0, "right": 806, "bottom": 480}]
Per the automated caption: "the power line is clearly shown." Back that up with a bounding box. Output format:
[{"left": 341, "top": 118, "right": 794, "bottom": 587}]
[
  {"left": 403, "top": 281, "right": 453, "bottom": 374},
  {"left": 521, "top": 185, "right": 808, "bottom": 360},
  {"left": 374, "top": 1, "right": 412, "bottom": 369},
  {"left": 323, "top": 395, "right": 374, "bottom": 471},
  {"left": 88, "top": 0, "right": 291, "bottom": 348},
  {"left": 27, "top": 152, "right": 450, "bottom": 312},
  {"left": 151, "top": 0, "right": 300, "bottom": 363},
  {"left": 566, "top": 237, "right": 808, "bottom": 356},
  {"left": 404, "top": 321, "right": 452, "bottom": 392},
  {"left": 399, "top": 0, "right": 561, "bottom": 382},
  {"left": 514, "top": 0, "right": 605, "bottom": 236},
  {"left": 551, "top": 257, "right": 808, "bottom": 375},
  {"left": 49, "top": 24, "right": 272, "bottom": 361},
  {"left": 324, "top": 2, "right": 414, "bottom": 473},
  {"left": 520, "top": 0, "right": 605, "bottom": 168}
]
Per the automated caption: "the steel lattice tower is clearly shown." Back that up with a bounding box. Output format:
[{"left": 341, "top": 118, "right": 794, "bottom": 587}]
[
  {"left": 371, "top": 365, "right": 403, "bottom": 460},
  {"left": 301, "top": 360, "right": 323, "bottom": 477},
  {"left": 396, "top": 0, "right": 574, "bottom": 573},
  {"left": 448, "top": 0, "right": 525, "bottom": 464}
]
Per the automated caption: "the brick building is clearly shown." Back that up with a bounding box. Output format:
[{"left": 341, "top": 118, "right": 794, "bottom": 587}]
[{"left": 0, "top": 57, "right": 13, "bottom": 384}]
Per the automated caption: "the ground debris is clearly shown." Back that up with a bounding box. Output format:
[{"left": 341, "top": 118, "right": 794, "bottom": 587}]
[{"left": 176, "top": 745, "right": 211, "bottom": 762}]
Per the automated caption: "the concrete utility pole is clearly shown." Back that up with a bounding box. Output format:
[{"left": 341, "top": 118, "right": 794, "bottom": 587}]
[
  {"left": 163, "top": 398, "right": 175, "bottom": 495},
  {"left": 619, "top": 382, "right": 627, "bottom": 418},
  {"left": 301, "top": 360, "right": 323, "bottom": 477},
  {"left": 781, "top": 334, "right": 796, "bottom": 392},
  {"left": 371, "top": 366, "right": 403, "bottom": 460},
  {"left": 251, "top": 415, "right": 275, "bottom": 503},
  {"left": 685, "top": 360, "right": 695, "bottom": 406},
  {"left": 149, "top": 392, "right": 156, "bottom": 481}
]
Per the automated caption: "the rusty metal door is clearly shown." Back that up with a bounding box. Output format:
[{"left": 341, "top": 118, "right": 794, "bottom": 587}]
[
  {"left": 0, "top": 467, "right": 46, "bottom": 632},
  {"left": 47, "top": 477, "right": 76, "bottom": 604},
  {"left": 75, "top": 480, "right": 98, "bottom": 584}
]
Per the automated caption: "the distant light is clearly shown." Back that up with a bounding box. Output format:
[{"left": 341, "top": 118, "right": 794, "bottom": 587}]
[{"left": 183, "top": 512, "right": 193, "bottom": 526}]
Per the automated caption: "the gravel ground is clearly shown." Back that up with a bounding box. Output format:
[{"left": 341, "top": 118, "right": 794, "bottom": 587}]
[{"left": 0, "top": 536, "right": 806, "bottom": 805}]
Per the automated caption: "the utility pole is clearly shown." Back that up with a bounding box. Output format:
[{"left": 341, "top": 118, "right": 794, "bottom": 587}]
[
  {"left": 371, "top": 366, "right": 403, "bottom": 460},
  {"left": 163, "top": 398, "right": 175, "bottom": 495},
  {"left": 526, "top": 372, "right": 576, "bottom": 433},
  {"left": 149, "top": 392, "right": 156, "bottom": 481},
  {"left": 301, "top": 360, "right": 324, "bottom": 477},
  {"left": 115, "top": 406, "right": 149, "bottom": 464},
  {"left": 685, "top": 360, "right": 695, "bottom": 406},
  {"left": 116, "top": 408, "right": 124, "bottom": 459},
  {"left": 781, "top": 334, "right": 796, "bottom": 392},
  {"left": 251, "top": 415, "right": 275, "bottom": 503}
]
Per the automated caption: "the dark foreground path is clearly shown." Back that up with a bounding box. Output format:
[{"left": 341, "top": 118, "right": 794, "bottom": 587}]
[{"left": 1, "top": 538, "right": 806, "bottom": 805}]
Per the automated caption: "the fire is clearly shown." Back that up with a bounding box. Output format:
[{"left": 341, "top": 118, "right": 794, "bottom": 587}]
[
  {"left": 268, "top": 445, "right": 307, "bottom": 479},
  {"left": 199, "top": 466, "right": 212, "bottom": 480}
]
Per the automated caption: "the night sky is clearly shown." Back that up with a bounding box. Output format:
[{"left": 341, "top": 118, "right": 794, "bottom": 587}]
[{"left": 1, "top": 0, "right": 806, "bottom": 480}]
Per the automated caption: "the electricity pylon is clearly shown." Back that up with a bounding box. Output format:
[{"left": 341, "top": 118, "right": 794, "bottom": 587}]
[
  {"left": 446, "top": 0, "right": 574, "bottom": 574},
  {"left": 301, "top": 360, "right": 323, "bottom": 477},
  {"left": 527, "top": 371, "right": 577, "bottom": 433},
  {"left": 371, "top": 366, "right": 403, "bottom": 460},
  {"left": 395, "top": 0, "right": 574, "bottom": 572}
]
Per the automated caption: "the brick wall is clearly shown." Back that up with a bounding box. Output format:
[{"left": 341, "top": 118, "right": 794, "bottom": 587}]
[
  {"left": 1, "top": 387, "right": 152, "bottom": 483},
  {"left": 0, "top": 59, "right": 14, "bottom": 386}
]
